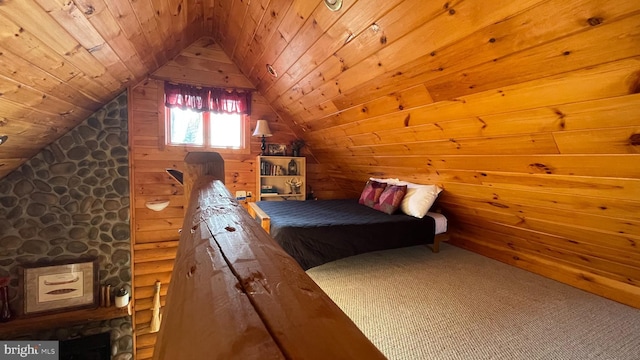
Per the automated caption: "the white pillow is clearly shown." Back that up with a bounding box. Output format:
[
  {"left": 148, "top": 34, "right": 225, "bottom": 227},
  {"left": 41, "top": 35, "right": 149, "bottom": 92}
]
[
  {"left": 369, "top": 177, "right": 442, "bottom": 218},
  {"left": 396, "top": 181, "right": 443, "bottom": 218}
]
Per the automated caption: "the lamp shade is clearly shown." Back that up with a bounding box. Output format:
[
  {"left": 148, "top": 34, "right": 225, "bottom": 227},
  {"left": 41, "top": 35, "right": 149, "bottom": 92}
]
[
  {"left": 252, "top": 120, "right": 273, "bottom": 137},
  {"left": 146, "top": 200, "right": 170, "bottom": 212}
]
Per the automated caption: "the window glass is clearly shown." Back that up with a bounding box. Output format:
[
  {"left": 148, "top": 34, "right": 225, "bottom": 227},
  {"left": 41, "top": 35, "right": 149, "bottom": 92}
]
[
  {"left": 210, "top": 113, "right": 242, "bottom": 148},
  {"left": 166, "top": 107, "right": 246, "bottom": 150},
  {"left": 169, "top": 108, "right": 203, "bottom": 145}
]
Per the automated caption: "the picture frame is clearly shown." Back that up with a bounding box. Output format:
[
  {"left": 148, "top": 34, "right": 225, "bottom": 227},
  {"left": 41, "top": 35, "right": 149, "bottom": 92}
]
[
  {"left": 20, "top": 259, "right": 99, "bottom": 316},
  {"left": 267, "top": 144, "right": 287, "bottom": 156}
]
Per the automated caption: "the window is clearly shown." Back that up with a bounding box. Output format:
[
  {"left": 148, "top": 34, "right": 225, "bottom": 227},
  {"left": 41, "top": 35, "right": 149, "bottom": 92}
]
[
  {"left": 166, "top": 107, "right": 246, "bottom": 149},
  {"left": 162, "top": 82, "right": 252, "bottom": 152}
]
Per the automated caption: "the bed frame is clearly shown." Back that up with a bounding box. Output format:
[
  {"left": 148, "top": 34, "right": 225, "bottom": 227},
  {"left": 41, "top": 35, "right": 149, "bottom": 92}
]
[{"left": 247, "top": 201, "right": 450, "bottom": 253}]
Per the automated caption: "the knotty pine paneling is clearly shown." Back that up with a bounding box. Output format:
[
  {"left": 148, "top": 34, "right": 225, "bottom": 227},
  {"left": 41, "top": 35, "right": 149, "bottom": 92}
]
[
  {"left": 253, "top": 0, "right": 358, "bottom": 93},
  {"left": 236, "top": 0, "right": 292, "bottom": 76},
  {"left": 134, "top": 242, "right": 179, "bottom": 264},
  {"left": 128, "top": 37, "right": 316, "bottom": 357},
  {"left": 0, "top": 0, "right": 206, "bottom": 178},
  {"left": 308, "top": 94, "right": 640, "bottom": 149},
  {"left": 281, "top": 0, "right": 546, "bottom": 118},
  {"left": 426, "top": 13, "right": 640, "bottom": 102},
  {"left": 447, "top": 206, "right": 640, "bottom": 270},
  {"left": 134, "top": 284, "right": 170, "bottom": 304},
  {"left": 212, "top": 0, "right": 640, "bottom": 310},
  {"left": 304, "top": 58, "right": 640, "bottom": 144},
  {"left": 311, "top": 153, "right": 640, "bottom": 179},
  {"left": 266, "top": 0, "right": 456, "bottom": 108},
  {"left": 450, "top": 223, "right": 640, "bottom": 300}
]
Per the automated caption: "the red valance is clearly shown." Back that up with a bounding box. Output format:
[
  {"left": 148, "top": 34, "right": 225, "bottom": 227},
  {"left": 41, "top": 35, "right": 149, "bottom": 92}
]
[{"left": 164, "top": 82, "right": 252, "bottom": 115}]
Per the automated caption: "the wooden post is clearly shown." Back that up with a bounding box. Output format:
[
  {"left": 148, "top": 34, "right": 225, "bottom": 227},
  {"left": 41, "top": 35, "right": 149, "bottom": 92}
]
[
  {"left": 182, "top": 152, "right": 225, "bottom": 209},
  {"left": 153, "top": 177, "right": 386, "bottom": 360}
]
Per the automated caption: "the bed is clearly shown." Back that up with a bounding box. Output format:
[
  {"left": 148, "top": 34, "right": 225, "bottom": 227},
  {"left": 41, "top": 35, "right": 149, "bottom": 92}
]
[{"left": 248, "top": 199, "right": 448, "bottom": 270}]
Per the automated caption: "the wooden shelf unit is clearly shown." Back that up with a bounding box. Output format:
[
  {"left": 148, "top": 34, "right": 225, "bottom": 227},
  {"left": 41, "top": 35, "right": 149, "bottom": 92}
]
[
  {"left": 257, "top": 156, "right": 306, "bottom": 201},
  {"left": 0, "top": 305, "right": 131, "bottom": 339}
]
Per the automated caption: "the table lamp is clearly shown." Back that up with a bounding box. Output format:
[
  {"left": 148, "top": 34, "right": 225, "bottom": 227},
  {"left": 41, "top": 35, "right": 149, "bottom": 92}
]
[{"left": 252, "top": 119, "right": 272, "bottom": 155}]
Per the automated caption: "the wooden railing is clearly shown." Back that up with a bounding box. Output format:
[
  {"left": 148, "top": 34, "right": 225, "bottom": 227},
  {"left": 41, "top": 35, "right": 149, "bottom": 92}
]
[{"left": 152, "top": 174, "right": 386, "bottom": 359}]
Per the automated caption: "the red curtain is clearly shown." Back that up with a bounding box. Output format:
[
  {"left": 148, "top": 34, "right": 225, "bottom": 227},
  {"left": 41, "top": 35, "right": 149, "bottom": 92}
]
[{"left": 164, "top": 82, "right": 252, "bottom": 114}]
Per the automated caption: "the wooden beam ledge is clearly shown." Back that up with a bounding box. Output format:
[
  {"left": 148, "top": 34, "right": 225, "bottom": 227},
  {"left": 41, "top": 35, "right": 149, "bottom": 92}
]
[{"left": 153, "top": 177, "right": 385, "bottom": 360}]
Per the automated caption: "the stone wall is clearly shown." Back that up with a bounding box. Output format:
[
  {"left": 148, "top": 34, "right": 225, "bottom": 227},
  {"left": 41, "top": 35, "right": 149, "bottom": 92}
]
[{"left": 0, "top": 92, "right": 132, "bottom": 358}]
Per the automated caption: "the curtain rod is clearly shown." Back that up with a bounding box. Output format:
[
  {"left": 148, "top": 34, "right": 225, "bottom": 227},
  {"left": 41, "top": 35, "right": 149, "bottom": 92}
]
[{"left": 149, "top": 75, "right": 257, "bottom": 93}]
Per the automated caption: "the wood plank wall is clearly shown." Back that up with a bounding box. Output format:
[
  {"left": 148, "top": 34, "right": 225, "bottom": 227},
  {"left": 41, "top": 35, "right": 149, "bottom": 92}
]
[
  {"left": 210, "top": 0, "right": 640, "bottom": 309},
  {"left": 127, "top": 38, "right": 315, "bottom": 359}
]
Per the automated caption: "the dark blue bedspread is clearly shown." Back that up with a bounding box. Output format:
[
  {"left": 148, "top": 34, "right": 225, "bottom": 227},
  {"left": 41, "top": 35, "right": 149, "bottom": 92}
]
[{"left": 256, "top": 199, "right": 436, "bottom": 270}]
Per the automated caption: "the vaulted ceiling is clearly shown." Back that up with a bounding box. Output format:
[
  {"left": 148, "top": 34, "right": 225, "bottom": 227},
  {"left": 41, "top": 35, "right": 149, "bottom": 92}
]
[
  {"left": 0, "top": 0, "right": 208, "bottom": 178},
  {"left": 2, "top": 0, "right": 639, "bottom": 180}
]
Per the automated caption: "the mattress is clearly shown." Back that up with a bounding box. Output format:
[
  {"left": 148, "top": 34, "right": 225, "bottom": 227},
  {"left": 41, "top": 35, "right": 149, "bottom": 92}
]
[
  {"left": 426, "top": 211, "right": 448, "bottom": 235},
  {"left": 255, "top": 199, "right": 437, "bottom": 270}
]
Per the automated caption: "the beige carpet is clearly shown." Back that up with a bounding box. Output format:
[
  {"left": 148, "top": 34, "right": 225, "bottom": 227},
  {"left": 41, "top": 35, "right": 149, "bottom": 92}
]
[{"left": 306, "top": 243, "right": 640, "bottom": 360}]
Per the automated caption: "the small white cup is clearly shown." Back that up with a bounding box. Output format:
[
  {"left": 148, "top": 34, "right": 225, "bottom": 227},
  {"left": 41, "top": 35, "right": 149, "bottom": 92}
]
[{"left": 115, "top": 288, "right": 130, "bottom": 308}]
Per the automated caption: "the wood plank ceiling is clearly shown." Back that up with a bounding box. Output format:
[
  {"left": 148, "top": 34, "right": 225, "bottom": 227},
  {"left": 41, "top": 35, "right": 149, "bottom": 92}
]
[
  {"left": 0, "top": 0, "right": 208, "bottom": 178},
  {"left": 210, "top": 0, "right": 640, "bottom": 309},
  {"left": 1, "top": 0, "right": 640, "bottom": 322}
]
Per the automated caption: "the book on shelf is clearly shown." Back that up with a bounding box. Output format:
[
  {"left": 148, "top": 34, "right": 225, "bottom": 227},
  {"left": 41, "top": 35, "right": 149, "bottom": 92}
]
[
  {"left": 260, "top": 161, "right": 285, "bottom": 176},
  {"left": 261, "top": 185, "right": 277, "bottom": 194}
]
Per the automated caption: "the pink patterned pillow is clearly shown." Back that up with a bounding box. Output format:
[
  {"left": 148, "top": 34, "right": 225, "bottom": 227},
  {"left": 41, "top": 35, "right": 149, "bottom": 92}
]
[
  {"left": 373, "top": 185, "right": 408, "bottom": 214},
  {"left": 358, "top": 180, "right": 387, "bottom": 207}
]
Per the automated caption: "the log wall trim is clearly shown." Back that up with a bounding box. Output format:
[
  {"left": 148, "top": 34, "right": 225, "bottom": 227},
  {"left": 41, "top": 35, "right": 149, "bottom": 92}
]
[{"left": 153, "top": 177, "right": 385, "bottom": 360}]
